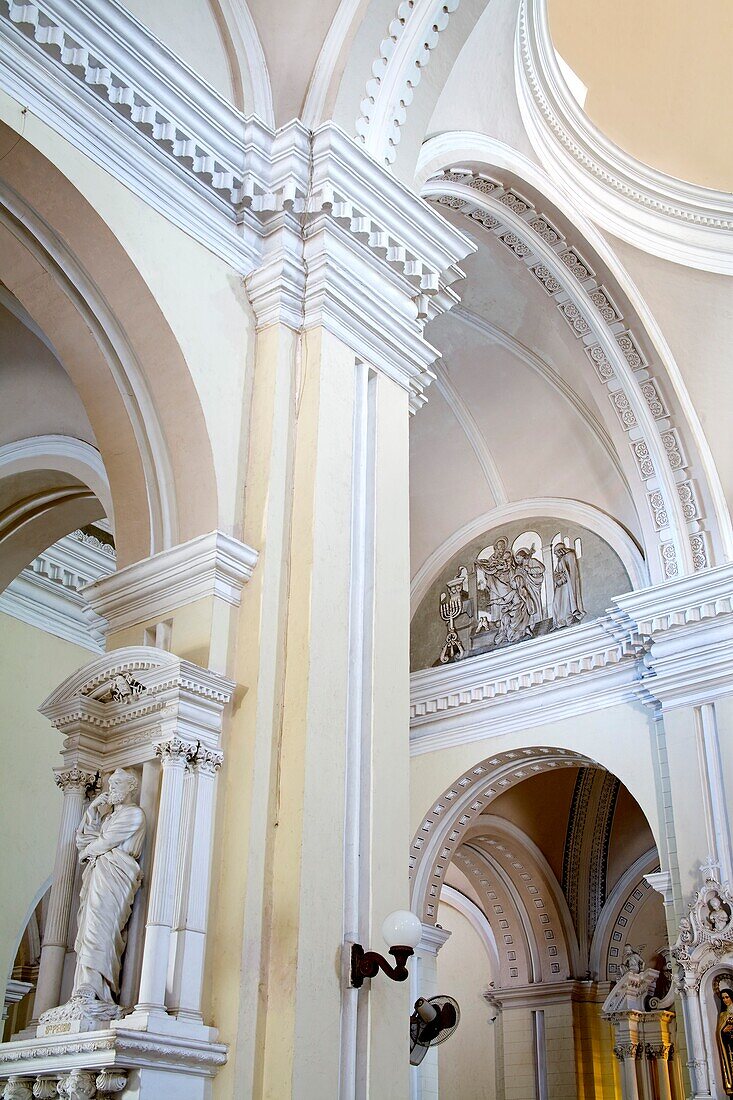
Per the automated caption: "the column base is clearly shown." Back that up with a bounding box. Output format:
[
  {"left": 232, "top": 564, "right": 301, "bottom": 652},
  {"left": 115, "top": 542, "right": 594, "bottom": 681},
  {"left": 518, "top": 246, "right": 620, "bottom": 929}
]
[
  {"left": 114, "top": 1010, "right": 218, "bottom": 1042},
  {"left": 0, "top": 1024, "right": 226, "bottom": 1099}
]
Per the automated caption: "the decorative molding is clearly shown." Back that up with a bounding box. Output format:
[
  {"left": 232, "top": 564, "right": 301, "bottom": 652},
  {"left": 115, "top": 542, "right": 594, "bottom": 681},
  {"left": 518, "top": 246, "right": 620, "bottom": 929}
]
[
  {"left": 409, "top": 745, "right": 596, "bottom": 922},
  {"left": 516, "top": 0, "right": 733, "bottom": 275},
  {"left": 355, "top": 0, "right": 460, "bottom": 167},
  {"left": 410, "top": 564, "right": 733, "bottom": 759},
  {"left": 424, "top": 168, "right": 706, "bottom": 577},
  {"left": 645, "top": 871, "right": 674, "bottom": 908},
  {"left": 82, "top": 530, "right": 257, "bottom": 636},
  {"left": 0, "top": 437, "right": 112, "bottom": 522},
  {"left": 0, "top": 529, "right": 115, "bottom": 651},
  {"left": 0, "top": 0, "right": 474, "bottom": 408},
  {"left": 589, "top": 849, "right": 661, "bottom": 980},
  {"left": 39, "top": 646, "right": 235, "bottom": 771},
  {"left": 439, "top": 886, "right": 500, "bottom": 972}
]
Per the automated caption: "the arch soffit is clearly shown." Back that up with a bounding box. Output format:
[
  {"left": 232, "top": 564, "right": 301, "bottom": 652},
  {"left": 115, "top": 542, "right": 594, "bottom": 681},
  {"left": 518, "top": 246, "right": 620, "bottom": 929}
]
[
  {"left": 453, "top": 843, "right": 535, "bottom": 984},
  {"left": 410, "top": 496, "right": 649, "bottom": 614},
  {"left": 410, "top": 745, "right": 598, "bottom": 925},
  {"left": 416, "top": 133, "right": 733, "bottom": 576},
  {"left": 589, "top": 846, "right": 660, "bottom": 980},
  {"left": 0, "top": 436, "right": 113, "bottom": 523},
  {"left": 0, "top": 137, "right": 219, "bottom": 566},
  {"left": 464, "top": 813, "right": 581, "bottom": 976},
  {"left": 440, "top": 883, "right": 501, "bottom": 974}
]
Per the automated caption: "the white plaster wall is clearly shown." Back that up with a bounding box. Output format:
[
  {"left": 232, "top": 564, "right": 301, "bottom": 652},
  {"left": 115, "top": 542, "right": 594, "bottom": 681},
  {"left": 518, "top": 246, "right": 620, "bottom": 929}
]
[
  {"left": 119, "top": 0, "right": 237, "bottom": 104},
  {"left": 437, "top": 901, "right": 498, "bottom": 1100},
  {"left": 0, "top": 614, "right": 89, "bottom": 991},
  {"left": 0, "top": 304, "right": 95, "bottom": 448}
]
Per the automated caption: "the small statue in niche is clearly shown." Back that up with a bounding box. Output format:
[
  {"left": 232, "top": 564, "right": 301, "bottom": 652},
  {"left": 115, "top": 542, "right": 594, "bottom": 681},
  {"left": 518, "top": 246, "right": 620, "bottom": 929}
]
[
  {"left": 439, "top": 567, "right": 472, "bottom": 663},
  {"left": 552, "top": 543, "right": 585, "bottom": 629},
  {"left": 707, "top": 893, "right": 732, "bottom": 933},
  {"left": 716, "top": 983, "right": 733, "bottom": 1094},
  {"left": 38, "top": 768, "right": 146, "bottom": 1032},
  {"left": 601, "top": 944, "right": 658, "bottom": 1015}
]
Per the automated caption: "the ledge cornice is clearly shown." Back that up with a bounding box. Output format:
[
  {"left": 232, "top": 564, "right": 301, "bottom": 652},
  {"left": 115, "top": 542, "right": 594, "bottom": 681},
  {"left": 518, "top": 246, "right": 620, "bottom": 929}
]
[
  {"left": 516, "top": 0, "right": 733, "bottom": 275},
  {"left": 410, "top": 564, "right": 733, "bottom": 750},
  {"left": 83, "top": 530, "right": 258, "bottom": 636}
]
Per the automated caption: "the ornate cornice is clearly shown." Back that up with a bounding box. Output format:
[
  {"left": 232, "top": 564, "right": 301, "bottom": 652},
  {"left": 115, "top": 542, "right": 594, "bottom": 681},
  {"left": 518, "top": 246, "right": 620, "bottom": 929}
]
[
  {"left": 410, "top": 563, "right": 733, "bottom": 749},
  {"left": 0, "top": 528, "right": 115, "bottom": 652},
  {"left": 516, "top": 0, "right": 733, "bottom": 275},
  {"left": 82, "top": 530, "right": 257, "bottom": 637},
  {"left": 0, "top": 0, "right": 474, "bottom": 408}
]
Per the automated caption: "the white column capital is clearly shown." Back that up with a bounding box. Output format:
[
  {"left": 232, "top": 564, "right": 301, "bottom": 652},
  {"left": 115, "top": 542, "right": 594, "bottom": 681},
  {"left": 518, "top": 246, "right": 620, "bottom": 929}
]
[
  {"left": 53, "top": 767, "right": 97, "bottom": 794},
  {"left": 244, "top": 123, "right": 475, "bottom": 412},
  {"left": 154, "top": 737, "right": 197, "bottom": 767}
]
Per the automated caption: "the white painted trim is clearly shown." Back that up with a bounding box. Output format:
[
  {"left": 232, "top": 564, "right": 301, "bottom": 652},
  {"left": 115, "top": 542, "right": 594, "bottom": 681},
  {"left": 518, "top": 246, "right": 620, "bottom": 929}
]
[
  {"left": 515, "top": 0, "right": 733, "bottom": 275},
  {"left": 355, "top": 0, "right": 461, "bottom": 167},
  {"left": 83, "top": 530, "right": 258, "bottom": 635},
  {"left": 410, "top": 496, "right": 648, "bottom": 612},
  {"left": 416, "top": 133, "right": 733, "bottom": 567},
  {"left": 302, "top": 0, "right": 360, "bottom": 129},
  {"left": 439, "top": 886, "right": 500, "bottom": 974},
  {"left": 474, "top": 814, "right": 582, "bottom": 975},
  {"left": 0, "top": 527, "right": 115, "bottom": 651},
  {"left": 0, "top": 436, "right": 112, "bottom": 523},
  {"left": 214, "top": 0, "right": 275, "bottom": 126},
  {"left": 589, "top": 848, "right": 659, "bottom": 979}
]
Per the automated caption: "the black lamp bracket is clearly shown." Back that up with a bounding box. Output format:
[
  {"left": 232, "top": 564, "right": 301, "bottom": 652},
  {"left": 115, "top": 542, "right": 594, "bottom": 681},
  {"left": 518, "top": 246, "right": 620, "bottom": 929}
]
[{"left": 350, "top": 943, "right": 414, "bottom": 988}]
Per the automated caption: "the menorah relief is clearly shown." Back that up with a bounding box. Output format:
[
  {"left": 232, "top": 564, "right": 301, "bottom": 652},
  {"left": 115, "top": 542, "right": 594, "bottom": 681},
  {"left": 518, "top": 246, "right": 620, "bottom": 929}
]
[{"left": 437, "top": 529, "right": 585, "bottom": 664}]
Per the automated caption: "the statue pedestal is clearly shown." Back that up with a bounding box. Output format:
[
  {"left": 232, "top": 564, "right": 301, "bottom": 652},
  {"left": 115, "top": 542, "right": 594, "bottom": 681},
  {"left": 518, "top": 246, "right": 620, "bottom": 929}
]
[{"left": 0, "top": 1025, "right": 226, "bottom": 1099}]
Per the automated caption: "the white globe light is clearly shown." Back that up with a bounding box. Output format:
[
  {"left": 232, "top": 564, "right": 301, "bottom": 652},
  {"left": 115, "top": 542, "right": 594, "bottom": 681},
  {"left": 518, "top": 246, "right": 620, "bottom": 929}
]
[{"left": 382, "top": 909, "right": 422, "bottom": 950}]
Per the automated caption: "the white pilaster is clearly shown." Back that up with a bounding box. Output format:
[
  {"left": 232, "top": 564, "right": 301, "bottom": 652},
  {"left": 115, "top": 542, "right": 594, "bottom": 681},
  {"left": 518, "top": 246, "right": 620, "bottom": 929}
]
[{"left": 133, "top": 736, "right": 196, "bottom": 1018}]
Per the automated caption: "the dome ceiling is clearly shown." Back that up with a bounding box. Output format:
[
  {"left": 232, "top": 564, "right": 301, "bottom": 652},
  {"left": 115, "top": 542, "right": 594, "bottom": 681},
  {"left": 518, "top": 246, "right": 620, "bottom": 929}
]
[{"left": 549, "top": 0, "right": 733, "bottom": 191}]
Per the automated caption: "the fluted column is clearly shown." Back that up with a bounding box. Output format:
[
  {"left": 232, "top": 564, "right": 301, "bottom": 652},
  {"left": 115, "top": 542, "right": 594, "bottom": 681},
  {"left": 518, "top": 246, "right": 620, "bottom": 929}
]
[
  {"left": 168, "top": 746, "right": 223, "bottom": 1019},
  {"left": 134, "top": 736, "right": 196, "bottom": 1015},
  {"left": 33, "top": 767, "right": 96, "bottom": 1019},
  {"left": 613, "top": 1041, "right": 642, "bottom": 1100}
]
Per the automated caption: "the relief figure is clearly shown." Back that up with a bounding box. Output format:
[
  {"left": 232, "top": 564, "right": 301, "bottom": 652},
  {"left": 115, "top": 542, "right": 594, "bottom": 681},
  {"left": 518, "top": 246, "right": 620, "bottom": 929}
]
[{"left": 552, "top": 544, "right": 585, "bottom": 629}]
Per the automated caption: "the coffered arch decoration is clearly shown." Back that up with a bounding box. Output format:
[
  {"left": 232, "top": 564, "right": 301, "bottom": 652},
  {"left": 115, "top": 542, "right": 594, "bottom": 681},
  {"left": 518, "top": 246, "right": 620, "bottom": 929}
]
[
  {"left": 589, "top": 848, "right": 662, "bottom": 981},
  {"left": 410, "top": 745, "right": 598, "bottom": 925},
  {"left": 416, "top": 135, "right": 732, "bottom": 578}
]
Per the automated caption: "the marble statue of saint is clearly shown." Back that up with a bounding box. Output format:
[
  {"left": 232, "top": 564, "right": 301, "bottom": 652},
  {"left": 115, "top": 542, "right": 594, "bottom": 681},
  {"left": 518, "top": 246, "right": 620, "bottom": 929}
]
[
  {"left": 73, "top": 768, "right": 145, "bottom": 1009},
  {"left": 708, "top": 894, "right": 732, "bottom": 933},
  {"left": 601, "top": 944, "right": 658, "bottom": 1015},
  {"left": 717, "top": 986, "right": 733, "bottom": 1094},
  {"left": 552, "top": 544, "right": 585, "bottom": 629}
]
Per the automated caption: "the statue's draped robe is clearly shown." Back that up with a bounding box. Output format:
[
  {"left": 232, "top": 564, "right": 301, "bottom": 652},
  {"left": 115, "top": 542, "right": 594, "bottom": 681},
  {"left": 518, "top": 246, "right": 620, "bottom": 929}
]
[
  {"left": 552, "top": 549, "right": 585, "bottom": 628},
  {"left": 74, "top": 804, "right": 145, "bottom": 1002}
]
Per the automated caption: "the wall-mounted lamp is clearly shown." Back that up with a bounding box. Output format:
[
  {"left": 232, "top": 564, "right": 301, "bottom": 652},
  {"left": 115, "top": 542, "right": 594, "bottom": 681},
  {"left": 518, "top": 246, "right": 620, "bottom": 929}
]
[{"left": 350, "top": 910, "right": 422, "bottom": 988}]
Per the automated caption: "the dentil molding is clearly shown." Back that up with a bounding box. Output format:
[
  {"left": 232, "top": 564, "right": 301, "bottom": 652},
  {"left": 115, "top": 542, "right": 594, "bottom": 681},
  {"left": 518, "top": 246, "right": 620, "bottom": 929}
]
[
  {"left": 82, "top": 530, "right": 257, "bottom": 636},
  {"left": 410, "top": 563, "right": 733, "bottom": 751},
  {"left": 516, "top": 0, "right": 733, "bottom": 275},
  {"left": 0, "top": 0, "right": 474, "bottom": 408},
  {"left": 0, "top": 528, "right": 115, "bottom": 652}
]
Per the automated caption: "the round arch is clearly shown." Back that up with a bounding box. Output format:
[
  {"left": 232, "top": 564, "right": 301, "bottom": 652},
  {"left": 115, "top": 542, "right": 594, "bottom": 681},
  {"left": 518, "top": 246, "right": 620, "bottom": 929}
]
[
  {"left": 0, "top": 127, "right": 219, "bottom": 569},
  {"left": 410, "top": 496, "right": 649, "bottom": 613},
  {"left": 415, "top": 133, "right": 732, "bottom": 575},
  {"left": 589, "top": 847, "right": 660, "bottom": 980},
  {"left": 410, "top": 745, "right": 598, "bottom": 925}
]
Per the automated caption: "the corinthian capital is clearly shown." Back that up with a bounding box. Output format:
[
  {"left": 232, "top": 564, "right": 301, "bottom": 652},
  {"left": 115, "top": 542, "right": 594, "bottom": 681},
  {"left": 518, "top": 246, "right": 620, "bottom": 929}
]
[
  {"left": 154, "top": 736, "right": 197, "bottom": 765},
  {"left": 193, "top": 746, "right": 224, "bottom": 776},
  {"left": 54, "top": 767, "right": 97, "bottom": 794}
]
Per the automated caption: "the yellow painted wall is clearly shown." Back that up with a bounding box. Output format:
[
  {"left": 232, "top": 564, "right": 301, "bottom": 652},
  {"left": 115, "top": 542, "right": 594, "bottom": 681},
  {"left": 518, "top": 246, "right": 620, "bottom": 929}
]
[{"left": 0, "top": 614, "right": 90, "bottom": 989}]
